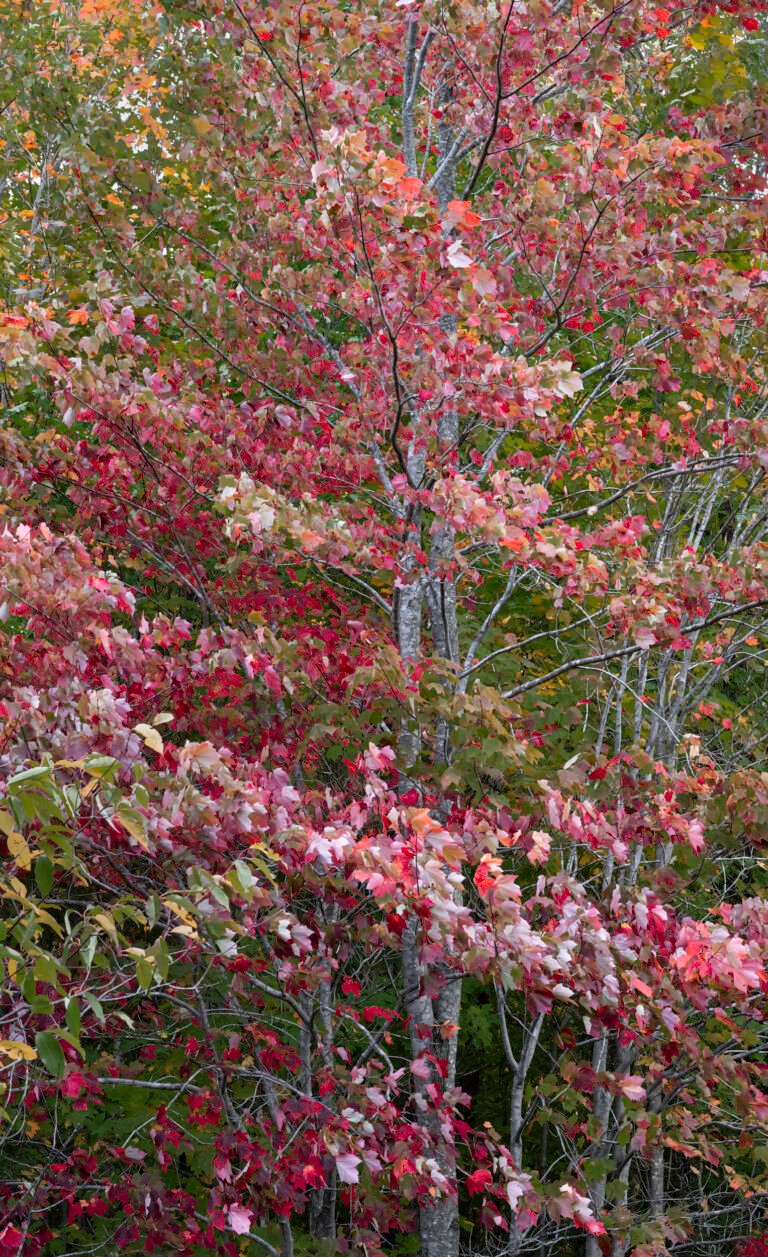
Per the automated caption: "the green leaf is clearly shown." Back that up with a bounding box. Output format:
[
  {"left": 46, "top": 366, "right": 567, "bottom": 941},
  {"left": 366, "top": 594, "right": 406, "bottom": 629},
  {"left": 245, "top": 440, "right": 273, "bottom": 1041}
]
[
  {"left": 230, "top": 859, "right": 255, "bottom": 897},
  {"left": 34, "top": 953, "right": 66, "bottom": 985},
  {"left": 84, "top": 992, "right": 105, "bottom": 1026},
  {"left": 146, "top": 894, "right": 162, "bottom": 928},
  {"left": 35, "top": 1030, "right": 65, "bottom": 1078},
  {"left": 82, "top": 754, "right": 119, "bottom": 779},
  {"left": 150, "top": 937, "right": 170, "bottom": 982},
  {"left": 65, "top": 997, "right": 81, "bottom": 1039},
  {"left": 35, "top": 854, "right": 54, "bottom": 897},
  {"left": 29, "top": 995, "right": 54, "bottom": 1016},
  {"left": 583, "top": 1157, "right": 615, "bottom": 1183},
  {"left": 136, "top": 957, "right": 155, "bottom": 991},
  {"left": 8, "top": 765, "right": 53, "bottom": 787},
  {"left": 605, "top": 1178, "right": 629, "bottom": 1203},
  {"left": 80, "top": 934, "right": 98, "bottom": 970}
]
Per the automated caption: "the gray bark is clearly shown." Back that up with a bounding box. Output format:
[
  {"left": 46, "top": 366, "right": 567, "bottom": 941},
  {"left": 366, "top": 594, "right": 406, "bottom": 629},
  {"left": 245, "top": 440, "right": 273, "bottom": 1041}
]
[
  {"left": 649, "top": 1145, "right": 664, "bottom": 1221},
  {"left": 504, "top": 1012, "right": 543, "bottom": 1256},
  {"left": 584, "top": 1035, "right": 612, "bottom": 1257},
  {"left": 397, "top": 30, "right": 466, "bottom": 1256}
]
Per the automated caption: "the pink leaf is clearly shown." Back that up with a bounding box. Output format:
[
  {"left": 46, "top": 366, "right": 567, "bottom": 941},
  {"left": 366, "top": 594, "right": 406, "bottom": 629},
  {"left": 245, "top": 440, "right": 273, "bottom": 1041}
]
[
  {"left": 335, "top": 1153, "right": 361, "bottom": 1185},
  {"left": 446, "top": 240, "right": 474, "bottom": 269},
  {"left": 227, "top": 1206, "right": 253, "bottom": 1235}
]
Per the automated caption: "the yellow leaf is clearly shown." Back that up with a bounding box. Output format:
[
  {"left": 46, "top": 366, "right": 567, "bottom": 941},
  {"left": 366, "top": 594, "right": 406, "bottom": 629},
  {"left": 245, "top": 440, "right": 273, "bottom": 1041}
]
[
  {"left": 116, "top": 803, "right": 149, "bottom": 850},
  {"left": 33, "top": 907, "right": 63, "bottom": 937},
  {"left": 93, "top": 912, "right": 117, "bottom": 939},
  {"left": 0, "top": 811, "right": 17, "bottom": 838},
  {"left": 163, "top": 900, "right": 200, "bottom": 938},
  {"left": 163, "top": 899, "right": 196, "bottom": 926},
  {"left": 7, "top": 830, "right": 32, "bottom": 871},
  {"left": 0, "top": 1039, "right": 37, "bottom": 1062},
  {"left": 133, "top": 723, "right": 163, "bottom": 754}
]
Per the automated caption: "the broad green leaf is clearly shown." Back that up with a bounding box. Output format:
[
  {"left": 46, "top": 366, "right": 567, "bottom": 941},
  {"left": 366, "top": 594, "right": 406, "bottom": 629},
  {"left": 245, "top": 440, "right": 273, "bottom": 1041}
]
[
  {"left": 34, "top": 1030, "right": 65, "bottom": 1078},
  {"left": 65, "top": 997, "right": 81, "bottom": 1039},
  {"left": 35, "top": 855, "right": 54, "bottom": 897}
]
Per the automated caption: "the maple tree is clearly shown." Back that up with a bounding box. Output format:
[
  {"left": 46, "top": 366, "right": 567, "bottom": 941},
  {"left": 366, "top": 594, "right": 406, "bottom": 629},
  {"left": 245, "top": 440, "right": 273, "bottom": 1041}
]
[{"left": 1, "top": 0, "right": 768, "bottom": 1255}]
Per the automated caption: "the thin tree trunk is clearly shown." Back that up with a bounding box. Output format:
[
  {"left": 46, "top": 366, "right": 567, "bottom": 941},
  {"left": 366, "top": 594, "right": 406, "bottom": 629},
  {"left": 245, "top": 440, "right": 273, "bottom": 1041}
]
[
  {"left": 649, "top": 1145, "right": 664, "bottom": 1220},
  {"left": 585, "top": 1034, "right": 612, "bottom": 1257},
  {"left": 397, "top": 24, "right": 467, "bottom": 1257},
  {"left": 505, "top": 1012, "right": 544, "bottom": 1255},
  {"left": 300, "top": 981, "right": 338, "bottom": 1243}
]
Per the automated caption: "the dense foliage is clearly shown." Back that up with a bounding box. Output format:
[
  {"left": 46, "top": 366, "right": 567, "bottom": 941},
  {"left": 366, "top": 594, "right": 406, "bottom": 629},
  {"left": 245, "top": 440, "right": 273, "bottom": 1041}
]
[{"left": 1, "top": 1, "right": 768, "bottom": 1254}]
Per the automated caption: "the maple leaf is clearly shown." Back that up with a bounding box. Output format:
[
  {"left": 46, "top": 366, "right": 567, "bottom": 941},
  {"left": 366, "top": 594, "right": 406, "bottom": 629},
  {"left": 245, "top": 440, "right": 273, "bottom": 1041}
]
[
  {"left": 635, "top": 626, "right": 657, "bottom": 649},
  {"left": 471, "top": 266, "right": 497, "bottom": 298},
  {"left": 335, "top": 1153, "right": 361, "bottom": 1185},
  {"left": 444, "top": 200, "right": 481, "bottom": 231},
  {"left": 446, "top": 240, "right": 474, "bottom": 268},
  {"left": 466, "top": 1168, "right": 492, "bottom": 1196},
  {"left": 133, "top": 722, "right": 163, "bottom": 754},
  {"left": 618, "top": 1076, "right": 647, "bottom": 1102},
  {"left": 397, "top": 175, "right": 422, "bottom": 198},
  {"left": 226, "top": 1206, "right": 253, "bottom": 1235}
]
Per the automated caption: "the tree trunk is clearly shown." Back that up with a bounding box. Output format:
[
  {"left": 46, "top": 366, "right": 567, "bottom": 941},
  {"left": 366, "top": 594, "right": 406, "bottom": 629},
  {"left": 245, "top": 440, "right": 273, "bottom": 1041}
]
[
  {"left": 584, "top": 1035, "right": 612, "bottom": 1257},
  {"left": 397, "top": 26, "right": 465, "bottom": 1257}
]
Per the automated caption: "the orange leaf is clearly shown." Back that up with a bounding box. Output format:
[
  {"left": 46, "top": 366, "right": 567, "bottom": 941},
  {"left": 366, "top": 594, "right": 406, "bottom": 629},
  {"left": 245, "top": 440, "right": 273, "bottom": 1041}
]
[
  {"left": 444, "top": 200, "right": 481, "bottom": 231},
  {"left": 67, "top": 309, "right": 89, "bottom": 325},
  {"left": 397, "top": 176, "right": 422, "bottom": 199}
]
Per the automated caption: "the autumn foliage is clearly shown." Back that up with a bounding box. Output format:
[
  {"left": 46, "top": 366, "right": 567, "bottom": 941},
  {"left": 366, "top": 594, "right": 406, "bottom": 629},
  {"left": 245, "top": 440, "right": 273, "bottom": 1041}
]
[{"left": 1, "top": 0, "right": 768, "bottom": 1255}]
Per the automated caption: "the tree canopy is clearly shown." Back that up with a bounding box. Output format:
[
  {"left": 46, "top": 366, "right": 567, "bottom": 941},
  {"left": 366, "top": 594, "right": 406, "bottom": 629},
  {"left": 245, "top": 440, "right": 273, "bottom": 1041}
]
[{"left": 1, "top": 1, "right": 768, "bottom": 1255}]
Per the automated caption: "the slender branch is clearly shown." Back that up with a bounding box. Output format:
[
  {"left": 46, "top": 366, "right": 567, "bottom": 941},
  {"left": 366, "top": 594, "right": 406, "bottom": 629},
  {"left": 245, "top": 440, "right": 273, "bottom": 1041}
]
[
  {"left": 195, "top": 1212, "right": 280, "bottom": 1257},
  {"left": 458, "top": 567, "right": 519, "bottom": 690},
  {"left": 501, "top": 598, "right": 768, "bottom": 700},
  {"left": 461, "top": 612, "right": 594, "bottom": 683},
  {"left": 463, "top": 1, "right": 514, "bottom": 197}
]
